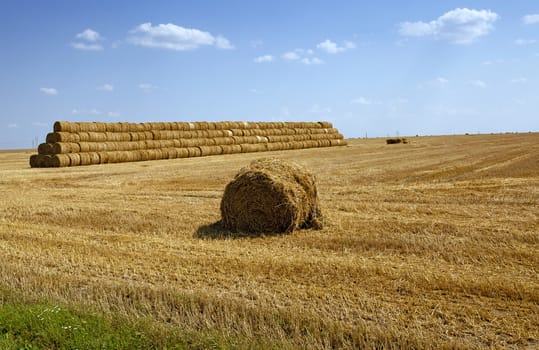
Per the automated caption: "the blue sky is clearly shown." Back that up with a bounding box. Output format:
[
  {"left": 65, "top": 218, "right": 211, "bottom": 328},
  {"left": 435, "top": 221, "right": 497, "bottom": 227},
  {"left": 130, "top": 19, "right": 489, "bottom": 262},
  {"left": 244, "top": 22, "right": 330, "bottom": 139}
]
[{"left": 1, "top": 1, "right": 538, "bottom": 149}]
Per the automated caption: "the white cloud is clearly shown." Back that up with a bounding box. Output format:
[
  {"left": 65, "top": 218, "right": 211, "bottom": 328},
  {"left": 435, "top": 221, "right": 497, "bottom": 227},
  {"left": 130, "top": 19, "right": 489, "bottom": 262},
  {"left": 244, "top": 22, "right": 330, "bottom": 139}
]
[
  {"left": 72, "top": 28, "right": 104, "bottom": 51},
  {"left": 71, "top": 42, "right": 104, "bottom": 51},
  {"left": 128, "top": 22, "right": 234, "bottom": 51},
  {"left": 76, "top": 29, "right": 102, "bottom": 42},
  {"left": 316, "top": 39, "right": 355, "bottom": 54},
  {"left": 510, "top": 77, "right": 527, "bottom": 84},
  {"left": 108, "top": 112, "right": 120, "bottom": 118},
  {"left": 350, "top": 97, "right": 372, "bottom": 105},
  {"left": 514, "top": 38, "right": 536, "bottom": 45},
  {"left": 7, "top": 123, "right": 18, "bottom": 128},
  {"left": 138, "top": 83, "right": 157, "bottom": 92},
  {"left": 98, "top": 84, "right": 114, "bottom": 91},
  {"left": 40, "top": 87, "right": 58, "bottom": 95},
  {"left": 468, "top": 80, "right": 487, "bottom": 88},
  {"left": 282, "top": 51, "right": 300, "bottom": 61},
  {"left": 301, "top": 57, "right": 323, "bottom": 65},
  {"left": 523, "top": 14, "right": 539, "bottom": 25},
  {"left": 399, "top": 8, "right": 499, "bottom": 44},
  {"left": 254, "top": 55, "right": 274, "bottom": 63},
  {"left": 420, "top": 77, "right": 449, "bottom": 88},
  {"left": 90, "top": 109, "right": 100, "bottom": 115},
  {"left": 215, "top": 35, "right": 233, "bottom": 49}
]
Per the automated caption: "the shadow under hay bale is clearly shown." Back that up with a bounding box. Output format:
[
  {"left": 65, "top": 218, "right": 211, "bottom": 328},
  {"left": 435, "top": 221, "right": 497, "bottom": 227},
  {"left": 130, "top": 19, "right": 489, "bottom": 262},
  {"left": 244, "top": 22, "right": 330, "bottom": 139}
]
[
  {"left": 194, "top": 221, "right": 274, "bottom": 239},
  {"left": 220, "top": 158, "right": 323, "bottom": 234}
]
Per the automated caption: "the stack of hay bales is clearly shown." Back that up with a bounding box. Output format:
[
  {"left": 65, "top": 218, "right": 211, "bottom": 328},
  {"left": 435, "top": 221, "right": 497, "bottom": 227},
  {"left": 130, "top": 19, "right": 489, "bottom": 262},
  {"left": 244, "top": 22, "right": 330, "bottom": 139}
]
[{"left": 30, "top": 121, "right": 346, "bottom": 167}]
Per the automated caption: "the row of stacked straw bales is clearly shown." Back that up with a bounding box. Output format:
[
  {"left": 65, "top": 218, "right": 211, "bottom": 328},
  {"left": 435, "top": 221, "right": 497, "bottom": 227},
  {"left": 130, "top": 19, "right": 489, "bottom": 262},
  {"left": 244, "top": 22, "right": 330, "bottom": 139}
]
[{"left": 30, "top": 121, "right": 347, "bottom": 167}]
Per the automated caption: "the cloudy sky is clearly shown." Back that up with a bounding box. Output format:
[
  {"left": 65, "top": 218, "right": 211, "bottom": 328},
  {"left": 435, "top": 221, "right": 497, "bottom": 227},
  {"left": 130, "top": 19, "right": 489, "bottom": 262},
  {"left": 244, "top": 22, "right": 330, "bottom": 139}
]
[{"left": 1, "top": 1, "right": 538, "bottom": 148}]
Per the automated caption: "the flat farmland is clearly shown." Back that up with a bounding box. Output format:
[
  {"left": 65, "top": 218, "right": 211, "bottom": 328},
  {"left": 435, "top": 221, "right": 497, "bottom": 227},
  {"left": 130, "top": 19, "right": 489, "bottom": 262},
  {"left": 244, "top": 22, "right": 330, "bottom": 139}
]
[{"left": 0, "top": 133, "right": 538, "bottom": 349}]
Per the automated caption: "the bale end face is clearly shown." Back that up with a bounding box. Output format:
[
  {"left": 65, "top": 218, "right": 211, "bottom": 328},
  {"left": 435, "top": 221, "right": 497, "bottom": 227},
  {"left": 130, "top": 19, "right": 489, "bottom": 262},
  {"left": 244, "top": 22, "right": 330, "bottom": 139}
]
[{"left": 220, "top": 158, "right": 323, "bottom": 234}]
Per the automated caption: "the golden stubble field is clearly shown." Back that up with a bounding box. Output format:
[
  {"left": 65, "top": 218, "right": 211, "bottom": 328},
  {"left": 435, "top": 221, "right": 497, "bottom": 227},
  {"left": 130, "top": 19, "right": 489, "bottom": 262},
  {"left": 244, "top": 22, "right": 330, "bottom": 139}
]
[{"left": 0, "top": 133, "right": 538, "bottom": 349}]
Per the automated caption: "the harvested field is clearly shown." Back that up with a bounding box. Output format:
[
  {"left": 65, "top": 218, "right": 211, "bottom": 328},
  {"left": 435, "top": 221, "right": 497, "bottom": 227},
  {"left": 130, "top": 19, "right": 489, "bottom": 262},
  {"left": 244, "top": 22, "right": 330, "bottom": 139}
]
[{"left": 0, "top": 133, "right": 538, "bottom": 348}]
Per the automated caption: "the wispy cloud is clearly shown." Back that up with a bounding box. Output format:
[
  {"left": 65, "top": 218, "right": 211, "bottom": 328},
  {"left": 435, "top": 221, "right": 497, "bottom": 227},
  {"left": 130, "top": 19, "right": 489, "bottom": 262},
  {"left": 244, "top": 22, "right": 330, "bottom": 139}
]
[
  {"left": 107, "top": 112, "right": 120, "bottom": 118},
  {"left": 514, "top": 38, "right": 536, "bottom": 46},
  {"left": 40, "top": 87, "right": 58, "bottom": 95},
  {"left": 468, "top": 80, "right": 487, "bottom": 88},
  {"left": 72, "top": 28, "right": 104, "bottom": 51},
  {"left": 138, "top": 83, "right": 158, "bottom": 92},
  {"left": 523, "top": 14, "right": 539, "bottom": 25},
  {"left": 7, "top": 123, "right": 18, "bottom": 128},
  {"left": 316, "top": 39, "right": 355, "bottom": 54},
  {"left": 97, "top": 83, "right": 114, "bottom": 91},
  {"left": 254, "top": 55, "right": 274, "bottom": 63},
  {"left": 420, "top": 77, "right": 449, "bottom": 88},
  {"left": 282, "top": 51, "right": 301, "bottom": 61},
  {"left": 399, "top": 8, "right": 499, "bottom": 44},
  {"left": 128, "top": 22, "right": 233, "bottom": 51},
  {"left": 510, "top": 77, "right": 527, "bottom": 84},
  {"left": 282, "top": 49, "right": 322, "bottom": 65},
  {"left": 350, "top": 97, "right": 372, "bottom": 105},
  {"left": 301, "top": 57, "right": 323, "bottom": 65},
  {"left": 76, "top": 29, "right": 102, "bottom": 42}
]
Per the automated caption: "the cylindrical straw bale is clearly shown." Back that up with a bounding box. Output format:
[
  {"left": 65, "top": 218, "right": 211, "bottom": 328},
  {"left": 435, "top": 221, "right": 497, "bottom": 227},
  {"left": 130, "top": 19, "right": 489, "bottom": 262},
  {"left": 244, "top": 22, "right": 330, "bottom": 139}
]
[
  {"left": 48, "top": 154, "right": 71, "bottom": 167},
  {"left": 230, "top": 129, "right": 244, "bottom": 136},
  {"left": 46, "top": 132, "right": 79, "bottom": 143},
  {"left": 51, "top": 142, "right": 74, "bottom": 154},
  {"left": 240, "top": 143, "right": 267, "bottom": 153},
  {"left": 187, "top": 147, "right": 202, "bottom": 157},
  {"left": 87, "top": 152, "right": 100, "bottom": 165},
  {"left": 97, "top": 152, "right": 109, "bottom": 164},
  {"left": 213, "top": 137, "right": 235, "bottom": 145},
  {"left": 194, "top": 130, "right": 209, "bottom": 138},
  {"left": 266, "top": 142, "right": 284, "bottom": 151},
  {"left": 318, "top": 121, "right": 333, "bottom": 128},
  {"left": 77, "top": 132, "right": 90, "bottom": 142},
  {"left": 38, "top": 143, "right": 53, "bottom": 155},
  {"left": 330, "top": 139, "right": 346, "bottom": 146},
  {"left": 220, "top": 158, "right": 323, "bottom": 233},
  {"left": 317, "top": 139, "right": 331, "bottom": 147},
  {"left": 30, "top": 154, "right": 44, "bottom": 167},
  {"left": 176, "top": 148, "right": 189, "bottom": 158},
  {"left": 67, "top": 153, "right": 81, "bottom": 166},
  {"left": 78, "top": 142, "right": 90, "bottom": 153},
  {"left": 199, "top": 145, "right": 223, "bottom": 156},
  {"left": 220, "top": 144, "right": 242, "bottom": 154},
  {"left": 54, "top": 121, "right": 79, "bottom": 133}
]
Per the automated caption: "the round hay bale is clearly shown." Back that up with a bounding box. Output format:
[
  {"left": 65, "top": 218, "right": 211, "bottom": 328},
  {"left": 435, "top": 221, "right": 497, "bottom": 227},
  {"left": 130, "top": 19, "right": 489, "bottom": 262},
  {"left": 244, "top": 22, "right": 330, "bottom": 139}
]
[
  {"left": 48, "top": 154, "right": 71, "bottom": 167},
  {"left": 220, "top": 158, "right": 323, "bottom": 233},
  {"left": 187, "top": 147, "right": 201, "bottom": 157},
  {"left": 214, "top": 137, "right": 235, "bottom": 145},
  {"left": 51, "top": 142, "right": 73, "bottom": 154},
  {"left": 67, "top": 153, "right": 81, "bottom": 166},
  {"left": 97, "top": 152, "right": 109, "bottom": 163},
  {"left": 199, "top": 145, "right": 223, "bottom": 156},
  {"left": 29, "top": 154, "right": 42, "bottom": 167},
  {"left": 240, "top": 143, "right": 267, "bottom": 153},
  {"left": 38, "top": 143, "right": 53, "bottom": 155},
  {"left": 317, "top": 139, "right": 331, "bottom": 147},
  {"left": 53, "top": 121, "right": 77, "bottom": 132},
  {"left": 176, "top": 148, "right": 189, "bottom": 158},
  {"left": 220, "top": 144, "right": 242, "bottom": 154},
  {"left": 78, "top": 142, "right": 90, "bottom": 153},
  {"left": 266, "top": 142, "right": 284, "bottom": 151}
]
